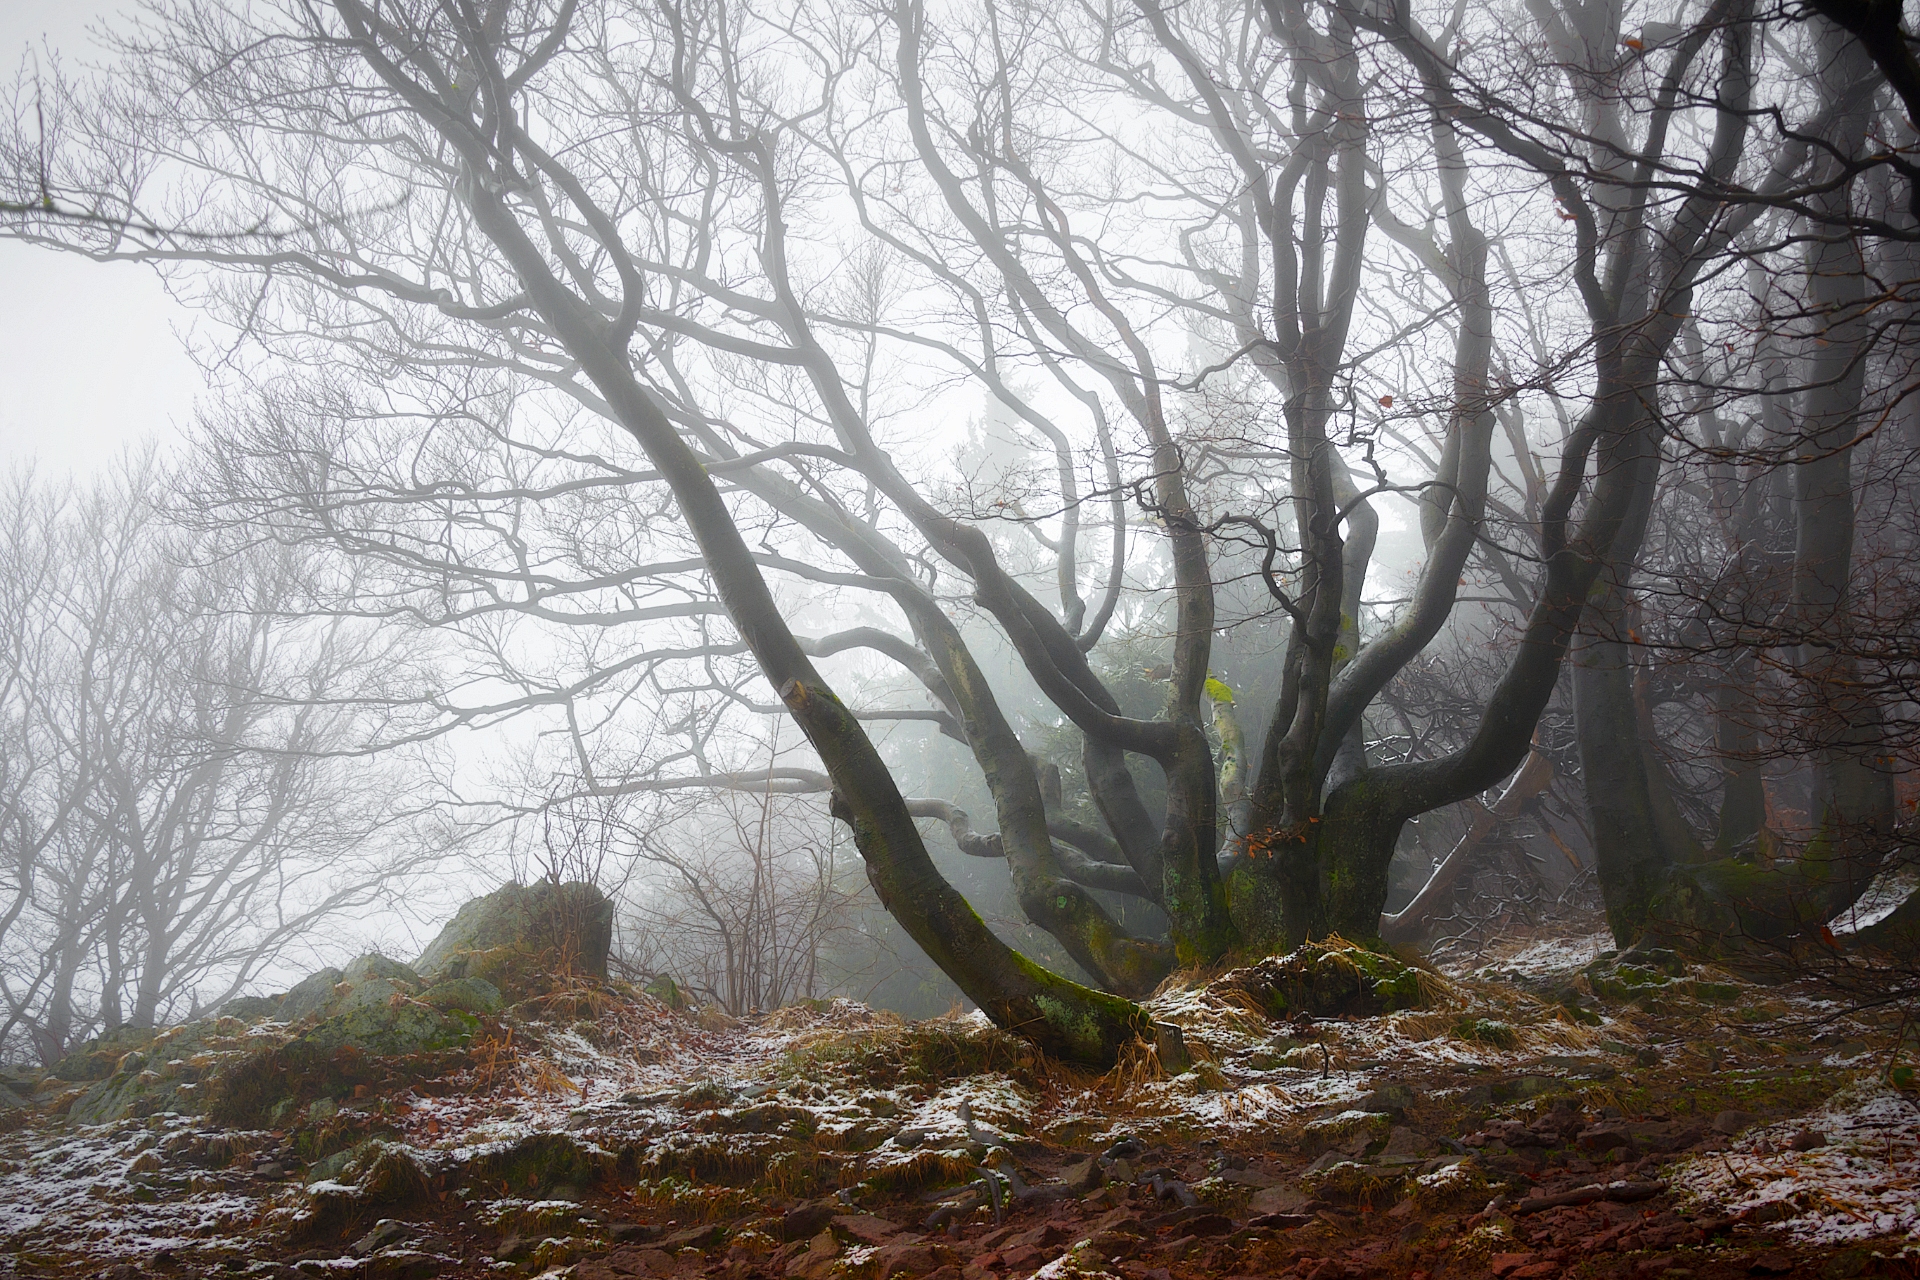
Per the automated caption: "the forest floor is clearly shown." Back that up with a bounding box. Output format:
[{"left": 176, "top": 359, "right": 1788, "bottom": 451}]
[{"left": 2, "top": 927, "right": 1916, "bottom": 1280}]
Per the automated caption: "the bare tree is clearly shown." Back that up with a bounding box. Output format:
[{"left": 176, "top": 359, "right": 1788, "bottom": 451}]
[{"left": 0, "top": 457, "right": 435, "bottom": 1062}]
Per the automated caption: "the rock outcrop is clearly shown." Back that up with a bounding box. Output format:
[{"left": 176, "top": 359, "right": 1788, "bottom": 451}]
[
  {"left": 414, "top": 879, "right": 615, "bottom": 998},
  {"left": 51, "top": 880, "right": 615, "bottom": 1128}
]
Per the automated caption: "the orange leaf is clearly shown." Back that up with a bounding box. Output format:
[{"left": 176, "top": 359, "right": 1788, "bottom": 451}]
[{"left": 1379, "top": 394, "right": 1394, "bottom": 408}]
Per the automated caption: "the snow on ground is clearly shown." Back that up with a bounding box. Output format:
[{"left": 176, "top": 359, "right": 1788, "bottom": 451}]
[
  {"left": 1116, "top": 968, "right": 1632, "bottom": 1138},
  {"left": 0, "top": 1114, "right": 260, "bottom": 1259},
  {"left": 1830, "top": 866, "right": 1919, "bottom": 936},
  {"left": 1451, "top": 929, "right": 1616, "bottom": 981},
  {"left": 1671, "top": 1083, "right": 1920, "bottom": 1245}
]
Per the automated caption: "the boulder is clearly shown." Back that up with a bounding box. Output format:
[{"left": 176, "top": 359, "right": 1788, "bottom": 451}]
[
  {"left": 413, "top": 881, "right": 615, "bottom": 998},
  {"left": 50, "top": 1024, "right": 160, "bottom": 1083},
  {"left": 343, "top": 953, "right": 425, "bottom": 989},
  {"left": 279, "top": 967, "right": 348, "bottom": 1022},
  {"left": 644, "top": 974, "right": 690, "bottom": 1011},
  {"left": 419, "top": 977, "right": 505, "bottom": 1016},
  {"left": 217, "top": 995, "right": 284, "bottom": 1023},
  {"left": 1209, "top": 940, "right": 1427, "bottom": 1020},
  {"left": 298, "top": 999, "right": 475, "bottom": 1059},
  {"left": 329, "top": 955, "right": 426, "bottom": 1018}
]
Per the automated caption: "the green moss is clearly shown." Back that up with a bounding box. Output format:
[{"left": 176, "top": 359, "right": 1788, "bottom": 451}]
[
  {"left": 459, "top": 1131, "right": 615, "bottom": 1195},
  {"left": 1299, "top": 1109, "right": 1393, "bottom": 1157},
  {"left": 783, "top": 1018, "right": 1039, "bottom": 1089},
  {"left": 1212, "top": 940, "right": 1430, "bottom": 1020},
  {"left": 692, "top": 1103, "right": 818, "bottom": 1137},
  {"left": 1453, "top": 1018, "right": 1520, "bottom": 1049},
  {"left": 645, "top": 975, "right": 690, "bottom": 1010},
  {"left": 1300, "top": 1158, "right": 1407, "bottom": 1208}
]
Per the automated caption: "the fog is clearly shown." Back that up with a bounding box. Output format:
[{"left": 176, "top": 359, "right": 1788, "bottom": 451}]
[
  {"left": 2, "top": 4, "right": 1918, "bottom": 1274},
  {"left": 0, "top": 0, "right": 1911, "bottom": 1175}
]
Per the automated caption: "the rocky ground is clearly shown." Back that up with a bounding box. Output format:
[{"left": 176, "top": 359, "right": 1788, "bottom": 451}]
[{"left": 0, "top": 894, "right": 1915, "bottom": 1280}]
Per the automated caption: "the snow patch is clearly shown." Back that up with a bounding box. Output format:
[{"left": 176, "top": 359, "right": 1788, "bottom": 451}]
[
  {"left": 1671, "top": 1083, "right": 1920, "bottom": 1245},
  {"left": 1830, "top": 867, "right": 1919, "bottom": 936}
]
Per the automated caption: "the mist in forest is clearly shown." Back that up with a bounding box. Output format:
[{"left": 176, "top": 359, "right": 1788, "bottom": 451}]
[{"left": 0, "top": 0, "right": 1915, "bottom": 1068}]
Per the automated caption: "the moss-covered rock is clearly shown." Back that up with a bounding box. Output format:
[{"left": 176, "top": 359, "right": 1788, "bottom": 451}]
[
  {"left": 50, "top": 1025, "right": 160, "bottom": 1083},
  {"left": 645, "top": 974, "right": 690, "bottom": 1011},
  {"left": 1298, "top": 1108, "right": 1394, "bottom": 1157},
  {"left": 419, "top": 977, "right": 504, "bottom": 1016},
  {"left": 298, "top": 1140, "right": 433, "bottom": 1233},
  {"left": 342, "top": 954, "right": 424, "bottom": 990},
  {"left": 454, "top": 1131, "right": 615, "bottom": 1197},
  {"left": 1212, "top": 939, "right": 1429, "bottom": 1020},
  {"left": 217, "top": 995, "right": 284, "bottom": 1022},
  {"left": 279, "top": 967, "right": 347, "bottom": 1022},
  {"left": 413, "top": 881, "right": 614, "bottom": 1000},
  {"left": 1299, "top": 1158, "right": 1410, "bottom": 1207},
  {"left": 298, "top": 999, "right": 477, "bottom": 1059},
  {"left": 66, "top": 1018, "right": 267, "bottom": 1124}
]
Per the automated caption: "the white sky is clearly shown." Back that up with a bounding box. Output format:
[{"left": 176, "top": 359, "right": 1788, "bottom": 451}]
[{"left": 0, "top": 1, "right": 203, "bottom": 476}]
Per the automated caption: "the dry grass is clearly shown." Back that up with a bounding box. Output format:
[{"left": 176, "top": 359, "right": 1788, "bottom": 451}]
[{"left": 1098, "top": 1036, "right": 1172, "bottom": 1094}]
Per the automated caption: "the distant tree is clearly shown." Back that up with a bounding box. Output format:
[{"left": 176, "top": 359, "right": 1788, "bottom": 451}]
[{"left": 0, "top": 457, "right": 432, "bottom": 1062}]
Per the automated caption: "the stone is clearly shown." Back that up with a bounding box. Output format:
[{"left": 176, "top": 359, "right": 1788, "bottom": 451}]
[
  {"left": 831, "top": 1213, "right": 902, "bottom": 1245},
  {"left": 1383, "top": 1127, "right": 1437, "bottom": 1160},
  {"left": 297, "top": 997, "right": 474, "bottom": 1058},
  {"left": 1300, "top": 1109, "right": 1393, "bottom": 1158},
  {"left": 417, "top": 977, "right": 503, "bottom": 1016},
  {"left": 788, "top": 1230, "right": 842, "bottom": 1280},
  {"left": 1209, "top": 941, "right": 1427, "bottom": 1020},
  {"left": 1357, "top": 1083, "right": 1418, "bottom": 1117},
  {"left": 1249, "top": 1185, "right": 1309, "bottom": 1215},
  {"left": 1788, "top": 1129, "right": 1827, "bottom": 1151},
  {"left": 645, "top": 974, "right": 690, "bottom": 1010},
  {"left": 278, "top": 968, "right": 347, "bottom": 1022},
  {"left": 782, "top": 1202, "right": 838, "bottom": 1241},
  {"left": 354, "top": 1219, "right": 413, "bottom": 1256},
  {"left": 413, "top": 880, "right": 615, "bottom": 998},
  {"left": 218, "top": 995, "right": 285, "bottom": 1022},
  {"left": 1058, "top": 1157, "right": 1106, "bottom": 1194},
  {"left": 308, "top": 1144, "right": 363, "bottom": 1184},
  {"left": 341, "top": 954, "right": 424, "bottom": 992},
  {"left": 608, "top": 1222, "right": 660, "bottom": 1244},
  {"left": 1713, "top": 1110, "right": 1760, "bottom": 1135},
  {"left": 366, "top": 1250, "right": 451, "bottom": 1280},
  {"left": 873, "top": 1242, "right": 953, "bottom": 1280}
]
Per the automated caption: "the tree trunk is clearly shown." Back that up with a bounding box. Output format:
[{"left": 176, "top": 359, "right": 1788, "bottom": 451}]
[{"left": 1787, "top": 19, "right": 1896, "bottom": 921}]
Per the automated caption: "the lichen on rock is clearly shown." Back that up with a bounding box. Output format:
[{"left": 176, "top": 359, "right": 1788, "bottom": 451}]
[{"left": 412, "top": 880, "right": 615, "bottom": 1001}]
